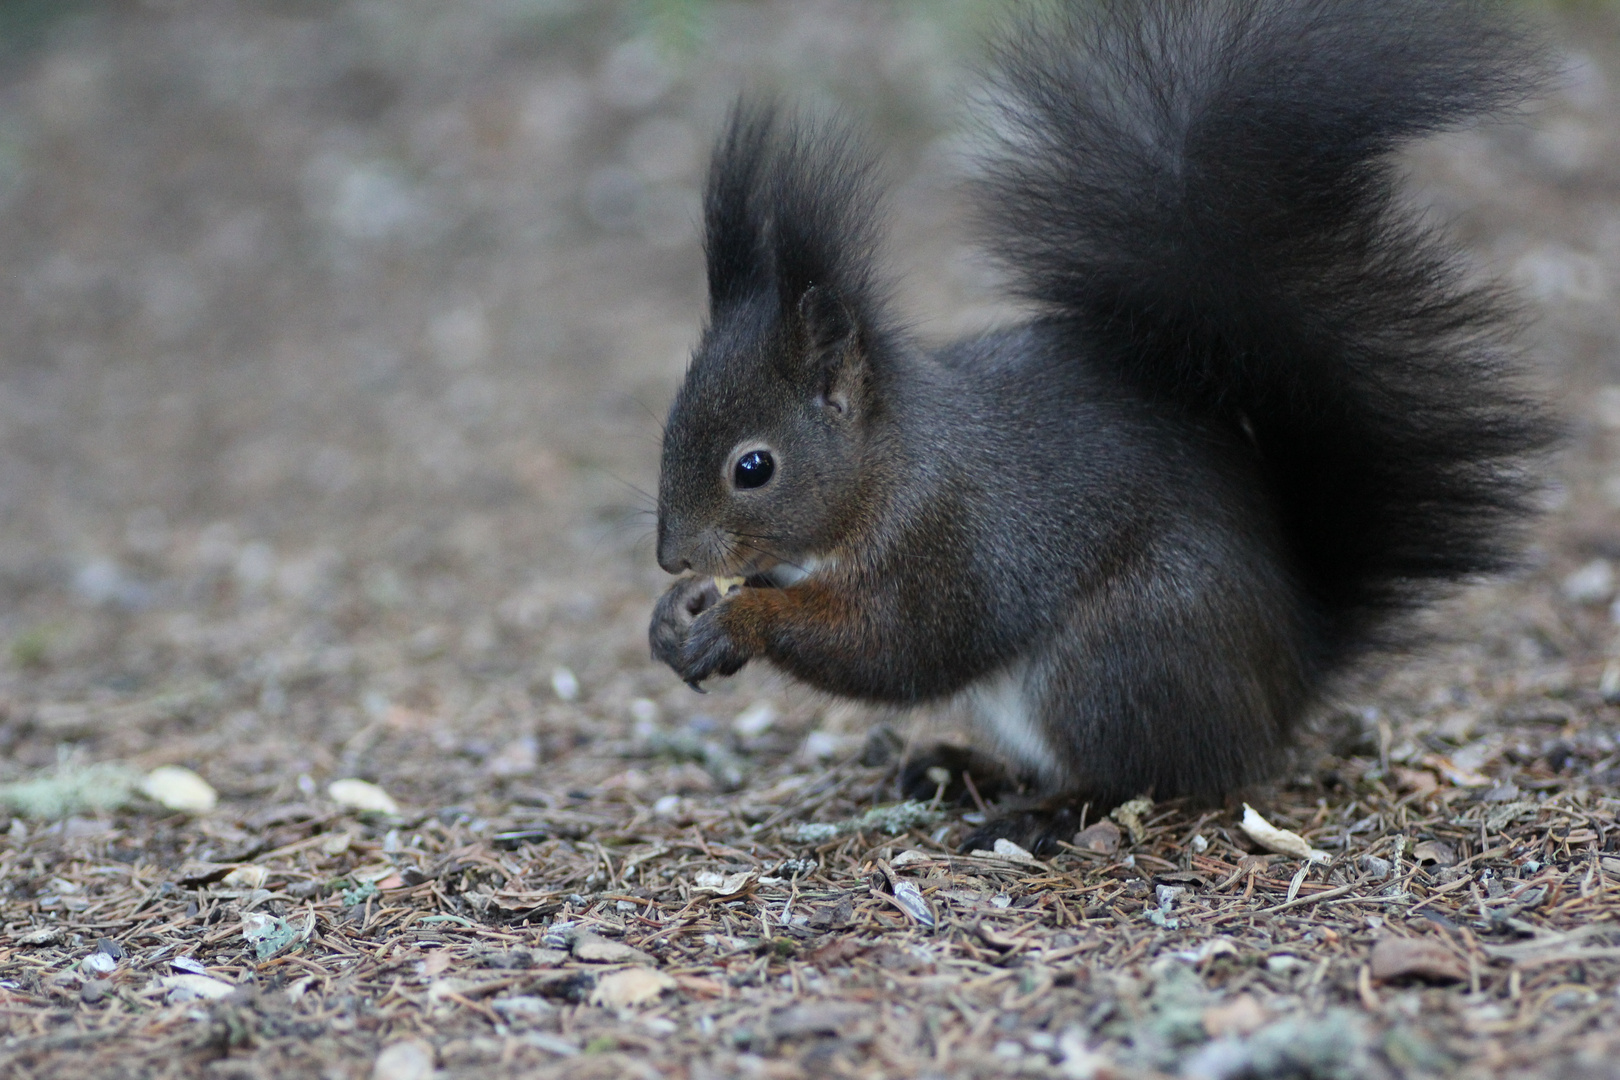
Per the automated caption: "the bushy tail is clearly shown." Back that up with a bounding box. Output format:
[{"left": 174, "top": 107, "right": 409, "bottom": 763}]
[{"left": 976, "top": 0, "right": 1556, "bottom": 650}]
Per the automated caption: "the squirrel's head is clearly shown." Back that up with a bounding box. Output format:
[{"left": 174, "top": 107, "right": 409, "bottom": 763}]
[{"left": 655, "top": 104, "right": 893, "bottom": 578}]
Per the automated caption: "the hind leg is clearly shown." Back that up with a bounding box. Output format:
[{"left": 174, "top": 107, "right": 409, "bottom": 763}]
[{"left": 956, "top": 564, "right": 1306, "bottom": 851}]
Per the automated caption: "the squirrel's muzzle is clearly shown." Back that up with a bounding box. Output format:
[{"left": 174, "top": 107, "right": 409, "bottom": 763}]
[{"left": 655, "top": 520, "right": 689, "bottom": 575}]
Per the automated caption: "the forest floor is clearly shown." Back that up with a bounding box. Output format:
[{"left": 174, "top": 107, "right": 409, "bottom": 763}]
[{"left": 2, "top": 2, "right": 1620, "bottom": 1078}]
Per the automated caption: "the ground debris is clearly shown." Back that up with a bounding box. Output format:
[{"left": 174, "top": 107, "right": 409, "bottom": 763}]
[{"left": 0, "top": 3, "right": 1615, "bottom": 1079}]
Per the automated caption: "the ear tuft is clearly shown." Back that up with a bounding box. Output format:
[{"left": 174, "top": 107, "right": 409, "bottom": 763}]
[
  {"left": 703, "top": 104, "right": 776, "bottom": 315},
  {"left": 702, "top": 99, "right": 889, "bottom": 334}
]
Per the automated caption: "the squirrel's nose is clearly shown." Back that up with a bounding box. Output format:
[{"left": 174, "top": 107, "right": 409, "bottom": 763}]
[{"left": 655, "top": 523, "right": 689, "bottom": 575}]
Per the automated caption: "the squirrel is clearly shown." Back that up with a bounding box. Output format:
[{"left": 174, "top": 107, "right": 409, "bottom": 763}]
[{"left": 648, "top": 0, "right": 1554, "bottom": 849}]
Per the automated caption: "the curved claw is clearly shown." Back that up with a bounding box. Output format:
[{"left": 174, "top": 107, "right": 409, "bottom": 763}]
[{"left": 678, "top": 606, "right": 751, "bottom": 686}]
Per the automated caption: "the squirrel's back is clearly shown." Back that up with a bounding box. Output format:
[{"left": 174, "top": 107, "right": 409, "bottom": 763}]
[{"left": 975, "top": 0, "right": 1555, "bottom": 663}]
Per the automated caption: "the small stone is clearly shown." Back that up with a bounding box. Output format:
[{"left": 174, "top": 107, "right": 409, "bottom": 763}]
[
  {"left": 328, "top": 778, "right": 399, "bottom": 815},
  {"left": 732, "top": 701, "right": 776, "bottom": 736},
  {"left": 991, "top": 838, "right": 1038, "bottom": 863},
  {"left": 79, "top": 978, "right": 109, "bottom": 1004},
  {"left": 801, "top": 730, "right": 843, "bottom": 760},
  {"left": 1563, "top": 559, "right": 1615, "bottom": 605},
  {"left": 572, "top": 934, "right": 653, "bottom": 965},
  {"left": 81, "top": 951, "right": 117, "bottom": 976},
  {"left": 161, "top": 973, "right": 235, "bottom": 1002},
  {"left": 140, "top": 766, "right": 218, "bottom": 814},
  {"left": 1361, "top": 855, "right": 1393, "bottom": 879},
  {"left": 550, "top": 666, "right": 580, "bottom": 701},
  {"left": 1369, "top": 936, "right": 1467, "bottom": 984},
  {"left": 690, "top": 870, "right": 755, "bottom": 897},
  {"left": 1266, "top": 954, "right": 1304, "bottom": 974},
  {"left": 589, "top": 967, "right": 673, "bottom": 1008},
  {"left": 372, "top": 1039, "right": 435, "bottom": 1080}
]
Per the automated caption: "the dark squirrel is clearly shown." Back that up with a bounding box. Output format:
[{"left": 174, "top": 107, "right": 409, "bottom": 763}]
[{"left": 649, "top": 0, "right": 1554, "bottom": 847}]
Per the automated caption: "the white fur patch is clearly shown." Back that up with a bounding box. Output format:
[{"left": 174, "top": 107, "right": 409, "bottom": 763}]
[{"left": 966, "top": 661, "right": 1055, "bottom": 782}]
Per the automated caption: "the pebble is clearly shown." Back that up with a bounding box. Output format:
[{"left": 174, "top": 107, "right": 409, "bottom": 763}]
[
  {"left": 1562, "top": 559, "right": 1615, "bottom": 605},
  {"left": 328, "top": 778, "right": 400, "bottom": 815},
  {"left": 372, "top": 1039, "right": 435, "bottom": 1080},
  {"left": 140, "top": 766, "right": 218, "bottom": 814}
]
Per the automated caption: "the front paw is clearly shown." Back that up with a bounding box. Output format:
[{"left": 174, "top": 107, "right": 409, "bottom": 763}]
[
  {"left": 650, "top": 576, "right": 721, "bottom": 671},
  {"left": 676, "top": 606, "right": 752, "bottom": 687}
]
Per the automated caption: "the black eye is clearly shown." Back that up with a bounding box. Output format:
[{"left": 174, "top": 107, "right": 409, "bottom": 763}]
[{"left": 733, "top": 449, "right": 775, "bottom": 489}]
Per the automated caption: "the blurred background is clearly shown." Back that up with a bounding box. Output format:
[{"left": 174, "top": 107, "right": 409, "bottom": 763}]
[{"left": 0, "top": 0, "right": 1617, "bottom": 810}]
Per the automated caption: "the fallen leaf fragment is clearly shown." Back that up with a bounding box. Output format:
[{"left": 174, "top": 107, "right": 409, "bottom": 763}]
[
  {"left": 1422, "top": 753, "right": 1492, "bottom": 787},
  {"left": 1411, "top": 840, "right": 1458, "bottom": 867},
  {"left": 140, "top": 766, "right": 218, "bottom": 814},
  {"left": 589, "top": 967, "right": 674, "bottom": 1008},
  {"left": 1369, "top": 936, "right": 1467, "bottom": 984},
  {"left": 161, "top": 973, "right": 235, "bottom": 1002},
  {"left": 1240, "top": 804, "right": 1329, "bottom": 863},
  {"left": 691, "top": 870, "right": 755, "bottom": 897},
  {"left": 1110, "top": 796, "right": 1154, "bottom": 844},
  {"left": 372, "top": 1039, "right": 435, "bottom": 1080},
  {"left": 328, "top": 778, "right": 399, "bottom": 815},
  {"left": 220, "top": 865, "right": 269, "bottom": 890}
]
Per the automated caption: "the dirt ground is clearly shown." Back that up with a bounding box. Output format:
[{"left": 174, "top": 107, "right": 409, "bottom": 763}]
[{"left": 2, "top": 2, "right": 1620, "bottom": 1077}]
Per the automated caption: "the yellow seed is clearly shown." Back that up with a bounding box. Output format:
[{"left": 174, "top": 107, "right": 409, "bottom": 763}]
[{"left": 713, "top": 575, "right": 745, "bottom": 595}]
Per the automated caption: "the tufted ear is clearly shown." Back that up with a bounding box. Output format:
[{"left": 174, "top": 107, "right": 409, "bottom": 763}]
[
  {"left": 701, "top": 100, "right": 890, "bottom": 411},
  {"left": 796, "top": 285, "right": 866, "bottom": 417},
  {"left": 703, "top": 105, "right": 774, "bottom": 316}
]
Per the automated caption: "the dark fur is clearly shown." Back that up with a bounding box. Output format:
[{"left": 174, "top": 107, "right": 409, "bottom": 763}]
[{"left": 651, "top": 0, "right": 1553, "bottom": 845}]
